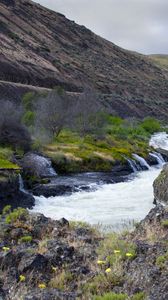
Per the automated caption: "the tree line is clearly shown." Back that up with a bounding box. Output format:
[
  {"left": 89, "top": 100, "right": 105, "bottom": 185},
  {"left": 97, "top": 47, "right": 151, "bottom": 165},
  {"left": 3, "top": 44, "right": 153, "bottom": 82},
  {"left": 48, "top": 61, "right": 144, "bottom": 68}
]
[{"left": 0, "top": 88, "right": 107, "bottom": 152}]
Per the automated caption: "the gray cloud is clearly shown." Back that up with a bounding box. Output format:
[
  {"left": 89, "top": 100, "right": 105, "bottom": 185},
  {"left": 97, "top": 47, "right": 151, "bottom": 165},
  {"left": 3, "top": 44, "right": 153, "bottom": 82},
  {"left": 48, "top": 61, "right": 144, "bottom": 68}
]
[{"left": 36, "top": 0, "right": 168, "bottom": 54}]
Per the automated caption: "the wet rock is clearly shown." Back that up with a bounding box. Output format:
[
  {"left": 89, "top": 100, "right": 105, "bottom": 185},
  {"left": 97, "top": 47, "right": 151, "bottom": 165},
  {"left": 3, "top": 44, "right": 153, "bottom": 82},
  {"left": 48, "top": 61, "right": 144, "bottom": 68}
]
[
  {"left": 0, "top": 172, "right": 35, "bottom": 213},
  {"left": 21, "top": 153, "right": 57, "bottom": 179},
  {"left": 153, "top": 164, "right": 168, "bottom": 204}
]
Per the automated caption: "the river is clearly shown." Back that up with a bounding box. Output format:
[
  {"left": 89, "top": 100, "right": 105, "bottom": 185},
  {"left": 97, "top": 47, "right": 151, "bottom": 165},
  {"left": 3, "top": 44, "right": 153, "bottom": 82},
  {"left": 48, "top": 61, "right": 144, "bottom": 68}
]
[{"left": 32, "top": 132, "right": 168, "bottom": 230}]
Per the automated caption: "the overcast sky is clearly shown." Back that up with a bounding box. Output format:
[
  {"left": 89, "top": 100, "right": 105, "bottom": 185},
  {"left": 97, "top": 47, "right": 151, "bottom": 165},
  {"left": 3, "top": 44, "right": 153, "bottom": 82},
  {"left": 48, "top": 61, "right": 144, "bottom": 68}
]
[{"left": 36, "top": 0, "right": 168, "bottom": 54}]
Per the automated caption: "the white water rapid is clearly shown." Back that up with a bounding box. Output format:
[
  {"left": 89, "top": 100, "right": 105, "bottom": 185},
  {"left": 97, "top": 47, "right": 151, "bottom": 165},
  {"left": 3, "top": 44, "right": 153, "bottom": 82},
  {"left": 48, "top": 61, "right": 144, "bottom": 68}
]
[{"left": 32, "top": 133, "right": 167, "bottom": 230}]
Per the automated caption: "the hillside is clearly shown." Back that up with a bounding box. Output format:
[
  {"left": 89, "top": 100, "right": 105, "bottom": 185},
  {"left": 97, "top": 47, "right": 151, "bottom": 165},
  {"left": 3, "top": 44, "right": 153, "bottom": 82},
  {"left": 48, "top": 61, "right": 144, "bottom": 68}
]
[
  {"left": 0, "top": 0, "right": 168, "bottom": 118},
  {"left": 149, "top": 54, "right": 168, "bottom": 71}
]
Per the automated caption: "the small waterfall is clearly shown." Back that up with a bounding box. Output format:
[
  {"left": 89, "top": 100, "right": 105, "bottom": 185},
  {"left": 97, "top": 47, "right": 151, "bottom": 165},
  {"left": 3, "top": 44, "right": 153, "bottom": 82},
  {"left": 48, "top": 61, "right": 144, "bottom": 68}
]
[
  {"left": 126, "top": 158, "right": 139, "bottom": 172},
  {"left": 149, "top": 152, "right": 165, "bottom": 166},
  {"left": 132, "top": 154, "right": 150, "bottom": 170},
  {"left": 19, "top": 174, "right": 27, "bottom": 193}
]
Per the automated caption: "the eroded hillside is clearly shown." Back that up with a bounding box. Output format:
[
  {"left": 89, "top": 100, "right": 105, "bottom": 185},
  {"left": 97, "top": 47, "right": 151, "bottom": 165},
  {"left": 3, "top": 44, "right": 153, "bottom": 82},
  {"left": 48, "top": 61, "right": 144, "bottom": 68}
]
[{"left": 0, "top": 0, "right": 168, "bottom": 118}]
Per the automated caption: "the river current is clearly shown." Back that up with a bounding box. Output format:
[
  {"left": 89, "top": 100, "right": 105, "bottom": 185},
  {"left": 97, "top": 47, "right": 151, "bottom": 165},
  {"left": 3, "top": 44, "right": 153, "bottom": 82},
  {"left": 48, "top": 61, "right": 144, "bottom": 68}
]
[{"left": 32, "top": 132, "right": 168, "bottom": 230}]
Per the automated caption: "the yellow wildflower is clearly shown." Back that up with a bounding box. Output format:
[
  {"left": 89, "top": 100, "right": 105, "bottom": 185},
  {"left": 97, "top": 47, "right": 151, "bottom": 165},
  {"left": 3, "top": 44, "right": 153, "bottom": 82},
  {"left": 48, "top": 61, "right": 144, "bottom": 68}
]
[
  {"left": 52, "top": 266, "right": 57, "bottom": 272},
  {"left": 38, "top": 283, "right": 46, "bottom": 289},
  {"left": 105, "top": 268, "right": 111, "bottom": 273},
  {"left": 114, "top": 250, "right": 121, "bottom": 254},
  {"left": 19, "top": 275, "right": 26, "bottom": 282},
  {"left": 2, "top": 247, "right": 10, "bottom": 252},
  {"left": 126, "top": 252, "right": 133, "bottom": 257},
  {"left": 97, "top": 260, "right": 106, "bottom": 265}
]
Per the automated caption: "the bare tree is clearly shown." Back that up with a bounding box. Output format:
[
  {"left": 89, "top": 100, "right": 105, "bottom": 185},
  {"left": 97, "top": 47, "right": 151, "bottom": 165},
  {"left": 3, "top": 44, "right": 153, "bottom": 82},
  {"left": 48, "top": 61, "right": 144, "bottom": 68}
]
[
  {"left": 71, "top": 88, "right": 107, "bottom": 137},
  {"left": 34, "top": 90, "right": 74, "bottom": 141}
]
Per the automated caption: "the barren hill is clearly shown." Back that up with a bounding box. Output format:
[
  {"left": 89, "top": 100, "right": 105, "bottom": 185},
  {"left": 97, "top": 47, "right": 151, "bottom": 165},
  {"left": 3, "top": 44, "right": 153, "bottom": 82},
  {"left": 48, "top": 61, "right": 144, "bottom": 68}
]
[{"left": 0, "top": 0, "right": 168, "bottom": 119}]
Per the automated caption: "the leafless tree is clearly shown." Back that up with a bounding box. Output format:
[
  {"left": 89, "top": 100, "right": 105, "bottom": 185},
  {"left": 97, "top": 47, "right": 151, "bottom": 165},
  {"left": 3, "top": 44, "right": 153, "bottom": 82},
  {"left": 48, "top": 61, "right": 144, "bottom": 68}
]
[
  {"left": 34, "top": 90, "right": 74, "bottom": 141},
  {"left": 71, "top": 87, "right": 107, "bottom": 137},
  {"left": 33, "top": 87, "right": 106, "bottom": 141}
]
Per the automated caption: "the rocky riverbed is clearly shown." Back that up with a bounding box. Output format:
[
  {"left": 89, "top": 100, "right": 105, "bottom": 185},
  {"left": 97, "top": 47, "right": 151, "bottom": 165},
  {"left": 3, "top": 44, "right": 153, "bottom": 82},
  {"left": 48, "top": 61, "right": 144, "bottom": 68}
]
[{"left": 0, "top": 202, "right": 167, "bottom": 300}]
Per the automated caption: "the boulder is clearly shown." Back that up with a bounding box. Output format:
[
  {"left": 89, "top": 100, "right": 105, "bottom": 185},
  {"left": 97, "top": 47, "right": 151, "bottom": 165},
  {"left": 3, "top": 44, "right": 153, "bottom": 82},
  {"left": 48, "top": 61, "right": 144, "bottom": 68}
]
[
  {"left": 153, "top": 164, "right": 168, "bottom": 204},
  {"left": 21, "top": 153, "right": 57, "bottom": 180}
]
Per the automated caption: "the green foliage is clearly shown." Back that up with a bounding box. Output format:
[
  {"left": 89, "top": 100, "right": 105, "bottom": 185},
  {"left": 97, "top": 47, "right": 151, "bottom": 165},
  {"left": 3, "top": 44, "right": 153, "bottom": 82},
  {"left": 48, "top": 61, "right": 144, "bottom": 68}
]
[
  {"left": 0, "top": 147, "right": 13, "bottom": 160},
  {"left": 131, "top": 292, "right": 145, "bottom": 300},
  {"left": 84, "top": 272, "right": 124, "bottom": 296},
  {"left": 22, "top": 92, "right": 36, "bottom": 111},
  {"left": 19, "top": 235, "right": 32, "bottom": 243},
  {"left": 22, "top": 111, "right": 35, "bottom": 127},
  {"left": 2, "top": 205, "right": 11, "bottom": 215},
  {"left": 49, "top": 270, "right": 74, "bottom": 290},
  {"left": 141, "top": 117, "right": 161, "bottom": 134},
  {"left": 106, "top": 115, "right": 124, "bottom": 126},
  {"left": 161, "top": 220, "right": 168, "bottom": 228},
  {"left": 94, "top": 292, "right": 128, "bottom": 300},
  {"left": 97, "top": 233, "right": 136, "bottom": 266},
  {"left": 5, "top": 208, "right": 28, "bottom": 224},
  {"left": 156, "top": 252, "right": 168, "bottom": 268}
]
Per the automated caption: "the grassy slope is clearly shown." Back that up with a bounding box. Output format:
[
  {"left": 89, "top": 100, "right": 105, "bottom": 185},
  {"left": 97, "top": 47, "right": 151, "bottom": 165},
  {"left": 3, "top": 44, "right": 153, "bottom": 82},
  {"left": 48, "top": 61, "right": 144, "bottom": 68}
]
[{"left": 149, "top": 54, "right": 168, "bottom": 71}]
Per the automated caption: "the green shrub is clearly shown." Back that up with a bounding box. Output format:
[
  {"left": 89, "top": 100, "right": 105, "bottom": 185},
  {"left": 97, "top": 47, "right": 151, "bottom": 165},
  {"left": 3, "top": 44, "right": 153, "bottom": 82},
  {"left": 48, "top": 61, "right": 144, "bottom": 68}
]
[
  {"left": 97, "top": 233, "right": 136, "bottom": 266},
  {"left": 5, "top": 208, "right": 28, "bottom": 224},
  {"left": 2, "top": 205, "right": 11, "bottom": 215},
  {"left": 19, "top": 235, "right": 32, "bottom": 243},
  {"left": 141, "top": 117, "right": 161, "bottom": 134},
  {"left": 161, "top": 220, "right": 168, "bottom": 228},
  {"left": 84, "top": 273, "right": 124, "bottom": 296},
  {"left": 0, "top": 147, "right": 13, "bottom": 160},
  {"left": 22, "top": 92, "right": 36, "bottom": 110},
  {"left": 156, "top": 252, "right": 168, "bottom": 268},
  {"left": 22, "top": 111, "right": 35, "bottom": 127}
]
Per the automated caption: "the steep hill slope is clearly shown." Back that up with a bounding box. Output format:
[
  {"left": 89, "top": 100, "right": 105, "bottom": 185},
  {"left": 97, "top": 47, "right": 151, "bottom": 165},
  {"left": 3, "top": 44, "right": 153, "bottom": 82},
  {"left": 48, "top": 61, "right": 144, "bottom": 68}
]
[{"left": 0, "top": 0, "right": 168, "bottom": 119}]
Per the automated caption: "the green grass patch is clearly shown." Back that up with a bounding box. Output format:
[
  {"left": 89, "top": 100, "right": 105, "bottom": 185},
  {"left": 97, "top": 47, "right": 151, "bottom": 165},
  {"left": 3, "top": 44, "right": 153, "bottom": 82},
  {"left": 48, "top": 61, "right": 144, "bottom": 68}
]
[
  {"left": 94, "top": 293, "right": 128, "bottom": 300},
  {"left": 0, "top": 159, "right": 19, "bottom": 170}
]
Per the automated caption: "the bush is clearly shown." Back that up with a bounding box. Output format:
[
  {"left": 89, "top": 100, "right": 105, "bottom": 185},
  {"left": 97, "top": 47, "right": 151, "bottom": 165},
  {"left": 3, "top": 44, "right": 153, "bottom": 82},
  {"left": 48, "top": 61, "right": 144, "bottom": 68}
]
[
  {"left": 141, "top": 117, "right": 161, "bottom": 134},
  {"left": 156, "top": 252, "right": 168, "bottom": 268},
  {"left": 19, "top": 235, "right": 32, "bottom": 243},
  {"left": 2, "top": 205, "right": 11, "bottom": 215},
  {"left": 161, "top": 220, "right": 168, "bottom": 228},
  {"left": 5, "top": 208, "right": 28, "bottom": 224}
]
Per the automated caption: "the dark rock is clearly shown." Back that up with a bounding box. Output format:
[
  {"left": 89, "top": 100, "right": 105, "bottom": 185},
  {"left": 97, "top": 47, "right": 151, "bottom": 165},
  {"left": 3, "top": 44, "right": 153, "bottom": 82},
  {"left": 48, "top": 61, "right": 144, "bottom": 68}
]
[
  {"left": 18, "top": 253, "right": 49, "bottom": 273},
  {"left": 0, "top": 172, "right": 35, "bottom": 212},
  {"left": 58, "top": 218, "right": 69, "bottom": 227},
  {"left": 29, "top": 213, "right": 55, "bottom": 239},
  {"left": 21, "top": 153, "right": 57, "bottom": 179},
  {"left": 153, "top": 164, "right": 168, "bottom": 204},
  {"left": 24, "top": 289, "right": 77, "bottom": 300}
]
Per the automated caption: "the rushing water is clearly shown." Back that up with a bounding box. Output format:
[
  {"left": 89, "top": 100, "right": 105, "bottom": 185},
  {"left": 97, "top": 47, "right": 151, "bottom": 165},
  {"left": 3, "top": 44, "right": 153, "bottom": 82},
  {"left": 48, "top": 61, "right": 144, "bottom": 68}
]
[{"left": 32, "top": 133, "right": 167, "bottom": 230}]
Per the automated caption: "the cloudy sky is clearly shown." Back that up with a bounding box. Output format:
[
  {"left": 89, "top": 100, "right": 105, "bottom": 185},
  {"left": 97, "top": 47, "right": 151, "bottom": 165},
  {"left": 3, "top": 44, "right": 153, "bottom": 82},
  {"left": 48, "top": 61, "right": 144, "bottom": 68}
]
[{"left": 36, "top": 0, "right": 168, "bottom": 54}]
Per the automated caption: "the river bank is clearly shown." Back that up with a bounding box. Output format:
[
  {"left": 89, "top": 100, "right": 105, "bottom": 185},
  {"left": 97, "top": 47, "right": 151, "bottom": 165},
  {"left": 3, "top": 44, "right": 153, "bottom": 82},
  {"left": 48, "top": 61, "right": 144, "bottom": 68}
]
[{"left": 0, "top": 202, "right": 167, "bottom": 299}]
